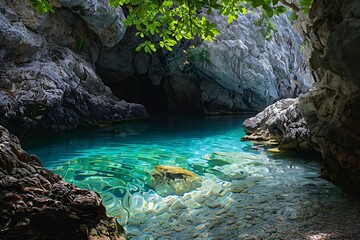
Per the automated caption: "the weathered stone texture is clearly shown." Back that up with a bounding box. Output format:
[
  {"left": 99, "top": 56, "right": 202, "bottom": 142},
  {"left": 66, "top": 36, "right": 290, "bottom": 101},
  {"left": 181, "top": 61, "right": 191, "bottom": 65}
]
[
  {"left": 243, "top": 98, "right": 317, "bottom": 151},
  {"left": 96, "top": 10, "right": 313, "bottom": 113},
  {"left": 0, "top": 0, "right": 148, "bottom": 136},
  {"left": 243, "top": 0, "right": 360, "bottom": 193},
  {"left": 298, "top": 0, "right": 360, "bottom": 193},
  {"left": 189, "top": 11, "right": 313, "bottom": 112},
  {"left": 0, "top": 125, "right": 125, "bottom": 239},
  {"left": 56, "top": 0, "right": 126, "bottom": 47}
]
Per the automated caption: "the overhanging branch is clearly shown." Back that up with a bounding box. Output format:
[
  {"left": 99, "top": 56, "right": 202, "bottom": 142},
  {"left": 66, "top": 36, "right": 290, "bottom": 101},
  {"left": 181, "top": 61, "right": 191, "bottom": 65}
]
[{"left": 278, "top": 0, "right": 300, "bottom": 12}]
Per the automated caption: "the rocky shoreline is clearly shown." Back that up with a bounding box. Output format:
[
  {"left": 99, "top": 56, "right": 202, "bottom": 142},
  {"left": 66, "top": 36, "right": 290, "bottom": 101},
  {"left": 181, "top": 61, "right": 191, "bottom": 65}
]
[
  {"left": 0, "top": 125, "right": 125, "bottom": 239},
  {"left": 242, "top": 0, "right": 360, "bottom": 194}
]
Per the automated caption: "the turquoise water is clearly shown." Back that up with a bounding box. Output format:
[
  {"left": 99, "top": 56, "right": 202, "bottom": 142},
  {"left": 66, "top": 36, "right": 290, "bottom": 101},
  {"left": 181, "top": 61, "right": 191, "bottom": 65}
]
[{"left": 22, "top": 115, "right": 360, "bottom": 239}]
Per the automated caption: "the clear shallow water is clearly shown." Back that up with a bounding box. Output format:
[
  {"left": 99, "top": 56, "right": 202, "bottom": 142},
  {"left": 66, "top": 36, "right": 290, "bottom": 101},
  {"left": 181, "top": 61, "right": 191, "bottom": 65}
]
[{"left": 22, "top": 115, "right": 360, "bottom": 239}]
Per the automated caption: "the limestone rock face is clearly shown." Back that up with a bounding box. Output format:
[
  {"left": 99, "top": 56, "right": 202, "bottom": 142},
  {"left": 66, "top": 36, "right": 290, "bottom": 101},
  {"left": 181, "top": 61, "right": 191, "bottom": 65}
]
[
  {"left": 189, "top": 11, "right": 313, "bottom": 112},
  {"left": 0, "top": 0, "right": 148, "bottom": 135},
  {"left": 242, "top": 98, "right": 317, "bottom": 151},
  {"left": 298, "top": 0, "right": 360, "bottom": 193},
  {"left": 243, "top": 0, "right": 360, "bottom": 193},
  {"left": 97, "top": 11, "right": 312, "bottom": 113},
  {"left": 56, "top": 0, "right": 126, "bottom": 47},
  {"left": 0, "top": 125, "right": 126, "bottom": 239}
]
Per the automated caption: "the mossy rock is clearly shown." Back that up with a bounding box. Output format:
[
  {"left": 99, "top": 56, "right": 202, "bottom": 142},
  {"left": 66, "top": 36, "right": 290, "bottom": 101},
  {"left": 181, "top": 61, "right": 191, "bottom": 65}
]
[{"left": 150, "top": 165, "right": 202, "bottom": 196}]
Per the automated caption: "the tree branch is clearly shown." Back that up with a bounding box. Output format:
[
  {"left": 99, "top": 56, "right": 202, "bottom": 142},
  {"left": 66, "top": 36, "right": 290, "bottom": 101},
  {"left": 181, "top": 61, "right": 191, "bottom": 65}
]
[{"left": 278, "top": 0, "right": 300, "bottom": 12}]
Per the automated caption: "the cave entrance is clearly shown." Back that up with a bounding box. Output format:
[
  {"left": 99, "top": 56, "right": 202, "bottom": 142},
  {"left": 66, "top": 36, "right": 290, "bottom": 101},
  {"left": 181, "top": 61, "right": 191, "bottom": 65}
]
[{"left": 102, "top": 74, "right": 168, "bottom": 114}]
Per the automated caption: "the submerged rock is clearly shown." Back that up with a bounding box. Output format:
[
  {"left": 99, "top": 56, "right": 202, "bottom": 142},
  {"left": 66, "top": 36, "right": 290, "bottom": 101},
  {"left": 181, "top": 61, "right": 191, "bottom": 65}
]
[
  {"left": 0, "top": 125, "right": 125, "bottom": 239},
  {"left": 150, "top": 165, "right": 202, "bottom": 196}
]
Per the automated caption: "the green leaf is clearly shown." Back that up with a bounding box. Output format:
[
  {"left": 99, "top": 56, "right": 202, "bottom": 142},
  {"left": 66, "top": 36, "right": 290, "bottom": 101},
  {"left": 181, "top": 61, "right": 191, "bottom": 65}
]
[
  {"left": 227, "top": 15, "right": 236, "bottom": 24},
  {"left": 239, "top": 6, "right": 247, "bottom": 14},
  {"left": 148, "top": 42, "right": 156, "bottom": 52},
  {"left": 109, "top": 0, "right": 119, "bottom": 7},
  {"left": 144, "top": 45, "right": 151, "bottom": 53},
  {"left": 165, "top": 44, "right": 172, "bottom": 51},
  {"left": 274, "top": 6, "right": 287, "bottom": 14}
]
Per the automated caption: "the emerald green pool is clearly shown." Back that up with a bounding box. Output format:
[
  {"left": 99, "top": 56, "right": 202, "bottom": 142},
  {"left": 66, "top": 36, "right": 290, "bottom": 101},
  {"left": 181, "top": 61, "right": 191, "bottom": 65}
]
[{"left": 22, "top": 115, "right": 360, "bottom": 239}]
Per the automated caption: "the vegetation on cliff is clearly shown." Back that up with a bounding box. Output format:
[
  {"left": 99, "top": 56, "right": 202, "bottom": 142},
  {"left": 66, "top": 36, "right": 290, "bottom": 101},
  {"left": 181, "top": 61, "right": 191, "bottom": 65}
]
[{"left": 31, "top": 0, "right": 312, "bottom": 53}]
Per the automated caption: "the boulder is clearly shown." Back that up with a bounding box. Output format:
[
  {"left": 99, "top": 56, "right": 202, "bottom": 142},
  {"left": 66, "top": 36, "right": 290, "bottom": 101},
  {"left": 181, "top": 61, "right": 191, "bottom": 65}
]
[
  {"left": 243, "top": 0, "right": 360, "bottom": 194},
  {"left": 0, "top": 125, "right": 125, "bottom": 239},
  {"left": 242, "top": 98, "right": 317, "bottom": 151},
  {"left": 189, "top": 10, "right": 313, "bottom": 112}
]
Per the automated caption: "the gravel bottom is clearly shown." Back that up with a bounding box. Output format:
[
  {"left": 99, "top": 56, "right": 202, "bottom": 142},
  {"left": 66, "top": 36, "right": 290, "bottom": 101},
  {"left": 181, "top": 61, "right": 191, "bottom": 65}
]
[{"left": 108, "top": 152, "right": 360, "bottom": 240}]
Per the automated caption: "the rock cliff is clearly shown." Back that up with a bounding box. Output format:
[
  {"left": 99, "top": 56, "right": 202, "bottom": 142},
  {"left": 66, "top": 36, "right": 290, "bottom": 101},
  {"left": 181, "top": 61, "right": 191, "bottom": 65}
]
[
  {"left": 0, "top": 0, "right": 148, "bottom": 136},
  {"left": 299, "top": 0, "right": 360, "bottom": 193},
  {"left": 0, "top": 125, "right": 125, "bottom": 239},
  {"left": 181, "top": 11, "right": 313, "bottom": 113},
  {"left": 96, "top": 10, "right": 313, "bottom": 113},
  {"left": 243, "top": 0, "right": 360, "bottom": 194}
]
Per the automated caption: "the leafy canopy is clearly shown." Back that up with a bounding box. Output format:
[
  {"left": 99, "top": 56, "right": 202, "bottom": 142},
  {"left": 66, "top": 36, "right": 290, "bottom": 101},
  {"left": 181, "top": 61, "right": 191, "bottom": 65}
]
[{"left": 30, "top": 0, "right": 311, "bottom": 53}]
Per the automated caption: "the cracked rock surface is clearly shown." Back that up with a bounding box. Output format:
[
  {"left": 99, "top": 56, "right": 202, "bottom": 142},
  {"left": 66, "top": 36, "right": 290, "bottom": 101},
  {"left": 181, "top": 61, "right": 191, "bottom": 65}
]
[
  {"left": 96, "top": 10, "right": 313, "bottom": 113},
  {"left": 298, "top": 0, "right": 360, "bottom": 193},
  {"left": 0, "top": 0, "right": 148, "bottom": 136},
  {"left": 0, "top": 125, "right": 125, "bottom": 239},
  {"left": 243, "top": 0, "right": 360, "bottom": 194},
  {"left": 242, "top": 98, "right": 318, "bottom": 151}
]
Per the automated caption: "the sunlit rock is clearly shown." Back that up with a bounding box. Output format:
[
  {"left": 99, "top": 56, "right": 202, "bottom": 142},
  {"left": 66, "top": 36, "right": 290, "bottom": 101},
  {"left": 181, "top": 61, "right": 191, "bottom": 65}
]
[
  {"left": 242, "top": 98, "right": 318, "bottom": 151},
  {"left": 95, "top": 7, "right": 313, "bottom": 114},
  {"left": 150, "top": 165, "right": 202, "bottom": 196}
]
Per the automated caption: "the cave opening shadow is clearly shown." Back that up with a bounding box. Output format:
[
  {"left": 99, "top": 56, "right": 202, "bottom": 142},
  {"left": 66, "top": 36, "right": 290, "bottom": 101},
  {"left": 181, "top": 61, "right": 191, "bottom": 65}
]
[{"left": 102, "top": 74, "right": 169, "bottom": 114}]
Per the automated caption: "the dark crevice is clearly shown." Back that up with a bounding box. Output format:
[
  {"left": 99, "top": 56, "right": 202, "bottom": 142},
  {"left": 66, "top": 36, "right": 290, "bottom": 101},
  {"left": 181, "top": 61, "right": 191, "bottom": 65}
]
[{"left": 100, "top": 73, "right": 169, "bottom": 114}]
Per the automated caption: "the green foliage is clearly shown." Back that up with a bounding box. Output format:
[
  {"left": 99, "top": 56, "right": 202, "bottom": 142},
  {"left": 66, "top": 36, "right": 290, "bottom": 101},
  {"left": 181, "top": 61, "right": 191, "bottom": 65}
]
[
  {"left": 29, "top": 0, "right": 313, "bottom": 53},
  {"left": 290, "top": 0, "right": 313, "bottom": 20},
  {"left": 299, "top": 0, "right": 312, "bottom": 14},
  {"left": 110, "top": 0, "right": 306, "bottom": 53},
  {"left": 29, "top": 0, "right": 54, "bottom": 14}
]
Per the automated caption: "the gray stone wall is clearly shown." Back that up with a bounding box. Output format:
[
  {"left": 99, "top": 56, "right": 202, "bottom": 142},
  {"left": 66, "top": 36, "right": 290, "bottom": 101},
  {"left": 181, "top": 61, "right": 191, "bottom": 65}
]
[
  {"left": 0, "top": 0, "right": 148, "bottom": 135},
  {"left": 298, "top": 0, "right": 360, "bottom": 193}
]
